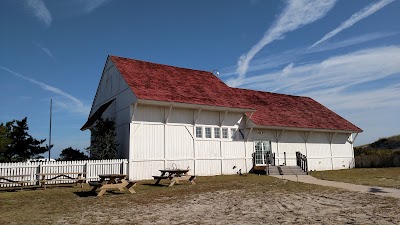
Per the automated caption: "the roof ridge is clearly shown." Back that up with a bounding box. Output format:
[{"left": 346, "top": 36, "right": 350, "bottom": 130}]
[
  {"left": 232, "top": 87, "right": 310, "bottom": 99},
  {"left": 109, "top": 55, "right": 214, "bottom": 75}
]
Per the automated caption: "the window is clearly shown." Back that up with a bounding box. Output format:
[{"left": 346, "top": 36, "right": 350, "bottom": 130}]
[
  {"left": 205, "top": 127, "right": 212, "bottom": 138},
  {"left": 196, "top": 127, "right": 202, "bottom": 138},
  {"left": 231, "top": 128, "right": 237, "bottom": 139},
  {"left": 214, "top": 127, "right": 221, "bottom": 138},
  {"left": 222, "top": 128, "right": 228, "bottom": 139}
]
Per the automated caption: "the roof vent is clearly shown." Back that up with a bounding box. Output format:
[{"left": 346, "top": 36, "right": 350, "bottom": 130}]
[{"left": 211, "top": 70, "right": 219, "bottom": 76}]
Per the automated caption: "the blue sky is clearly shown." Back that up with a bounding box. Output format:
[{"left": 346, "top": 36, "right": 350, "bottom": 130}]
[{"left": 0, "top": 0, "right": 399, "bottom": 158}]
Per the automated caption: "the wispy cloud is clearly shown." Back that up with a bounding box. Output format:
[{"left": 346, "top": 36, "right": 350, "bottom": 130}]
[
  {"left": 80, "top": 0, "right": 111, "bottom": 13},
  {"left": 25, "top": 0, "right": 52, "bottom": 27},
  {"left": 312, "top": 83, "right": 400, "bottom": 111},
  {"left": 34, "top": 43, "right": 54, "bottom": 59},
  {"left": 311, "top": 0, "right": 395, "bottom": 48},
  {"left": 308, "top": 31, "right": 398, "bottom": 53},
  {"left": 0, "top": 67, "right": 89, "bottom": 115},
  {"left": 221, "top": 32, "right": 397, "bottom": 79},
  {"left": 238, "top": 45, "right": 400, "bottom": 111},
  {"left": 232, "top": 0, "right": 337, "bottom": 86}
]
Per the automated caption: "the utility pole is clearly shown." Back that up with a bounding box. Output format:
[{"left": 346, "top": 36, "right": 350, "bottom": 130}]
[{"left": 48, "top": 99, "right": 52, "bottom": 160}]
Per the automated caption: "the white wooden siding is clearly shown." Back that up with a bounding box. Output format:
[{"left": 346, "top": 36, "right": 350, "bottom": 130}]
[
  {"left": 332, "top": 133, "right": 352, "bottom": 157},
  {"left": 221, "top": 142, "right": 245, "bottom": 158},
  {"left": 305, "top": 132, "right": 333, "bottom": 170},
  {"left": 127, "top": 104, "right": 355, "bottom": 179},
  {"left": 245, "top": 142, "right": 254, "bottom": 159},
  {"left": 165, "top": 160, "right": 194, "bottom": 171},
  {"left": 223, "top": 113, "right": 243, "bottom": 126},
  {"left": 116, "top": 107, "right": 130, "bottom": 127},
  {"left": 196, "top": 159, "right": 221, "bottom": 176},
  {"left": 197, "top": 110, "right": 219, "bottom": 125},
  {"left": 88, "top": 59, "right": 137, "bottom": 158},
  {"left": 130, "top": 160, "right": 164, "bottom": 180},
  {"left": 279, "top": 131, "right": 306, "bottom": 166},
  {"left": 195, "top": 141, "right": 220, "bottom": 159},
  {"left": 134, "top": 105, "right": 164, "bottom": 123},
  {"left": 222, "top": 159, "right": 246, "bottom": 174},
  {"left": 116, "top": 124, "right": 130, "bottom": 159},
  {"left": 308, "top": 158, "right": 333, "bottom": 171},
  {"left": 307, "top": 133, "right": 332, "bottom": 157},
  {"left": 169, "top": 108, "right": 193, "bottom": 124},
  {"left": 165, "top": 126, "right": 194, "bottom": 159},
  {"left": 131, "top": 124, "right": 164, "bottom": 159}
]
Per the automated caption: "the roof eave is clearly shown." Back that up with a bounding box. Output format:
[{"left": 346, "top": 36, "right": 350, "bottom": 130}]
[
  {"left": 137, "top": 99, "right": 256, "bottom": 113},
  {"left": 80, "top": 99, "right": 115, "bottom": 131},
  {"left": 249, "top": 123, "right": 363, "bottom": 134}
]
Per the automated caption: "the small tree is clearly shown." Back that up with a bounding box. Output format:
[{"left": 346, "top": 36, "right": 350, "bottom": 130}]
[
  {"left": 88, "top": 118, "right": 117, "bottom": 160},
  {"left": 0, "top": 124, "right": 12, "bottom": 162},
  {"left": 59, "top": 147, "right": 89, "bottom": 161},
  {"left": 0, "top": 118, "right": 47, "bottom": 162}
]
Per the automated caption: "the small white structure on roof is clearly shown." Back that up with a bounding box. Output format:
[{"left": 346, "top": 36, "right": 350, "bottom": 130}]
[{"left": 81, "top": 55, "right": 362, "bottom": 180}]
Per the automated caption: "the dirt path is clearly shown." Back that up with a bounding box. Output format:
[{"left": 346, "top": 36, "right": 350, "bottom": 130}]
[{"left": 273, "top": 175, "right": 400, "bottom": 199}]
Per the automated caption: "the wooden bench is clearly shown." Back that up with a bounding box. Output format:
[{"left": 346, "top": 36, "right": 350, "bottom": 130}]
[
  {"left": 36, "top": 172, "right": 86, "bottom": 189},
  {"left": 152, "top": 176, "right": 169, "bottom": 180},
  {"left": 89, "top": 174, "right": 137, "bottom": 197},
  {"left": 153, "top": 169, "right": 196, "bottom": 187},
  {"left": 126, "top": 180, "right": 137, "bottom": 191},
  {"left": 0, "top": 175, "right": 34, "bottom": 190}
]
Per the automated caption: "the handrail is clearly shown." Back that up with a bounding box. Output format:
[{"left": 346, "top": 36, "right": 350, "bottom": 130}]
[{"left": 296, "top": 151, "right": 308, "bottom": 174}]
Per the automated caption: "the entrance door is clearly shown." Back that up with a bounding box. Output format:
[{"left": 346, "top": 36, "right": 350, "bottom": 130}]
[{"left": 254, "top": 141, "right": 272, "bottom": 166}]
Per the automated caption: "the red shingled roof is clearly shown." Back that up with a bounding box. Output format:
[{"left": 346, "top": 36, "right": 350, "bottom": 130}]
[
  {"left": 109, "top": 55, "right": 361, "bottom": 132},
  {"left": 234, "top": 88, "right": 362, "bottom": 132},
  {"left": 110, "top": 56, "right": 251, "bottom": 110}
]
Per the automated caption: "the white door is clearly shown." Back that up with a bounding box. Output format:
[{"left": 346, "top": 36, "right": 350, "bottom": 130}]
[{"left": 254, "top": 141, "right": 272, "bottom": 166}]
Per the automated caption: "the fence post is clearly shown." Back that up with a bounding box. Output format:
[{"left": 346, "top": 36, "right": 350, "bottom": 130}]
[
  {"left": 86, "top": 161, "right": 90, "bottom": 181},
  {"left": 36, "top": 164, "right": 41, "bottom": 185},
  {"left": 84, "top": 162, "right": 87, "bottom": 181}
]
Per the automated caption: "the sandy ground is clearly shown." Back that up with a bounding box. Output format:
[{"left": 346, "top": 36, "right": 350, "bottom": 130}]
[{"left": 56, "top": 189, "right": 400, "bottom": 225}]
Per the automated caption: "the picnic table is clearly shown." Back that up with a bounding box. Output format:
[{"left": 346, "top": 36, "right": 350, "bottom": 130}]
[
  {"left": 89, "top": 174, "right": 137, "bottom": 197},
  {"left": 0, "top": 175, "right": 33, "bottom": 190},
  {"left": 36, "top": 172, "right": 86, "bottom": 190},
  {"left": 153, "top": 169, "right": 196, "bottom": 187}
]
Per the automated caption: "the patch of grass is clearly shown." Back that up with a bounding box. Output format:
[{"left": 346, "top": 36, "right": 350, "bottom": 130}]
[
  {"left": 310, "top": 167, "right": 400, "bottom": 189},
  {"left": 0, "top": 174, "right": 336, "bottom": 224}
]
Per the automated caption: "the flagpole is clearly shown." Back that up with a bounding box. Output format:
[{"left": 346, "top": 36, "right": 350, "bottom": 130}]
[{"left": 48, "top": 99, "right": 52, "bottom": 160}]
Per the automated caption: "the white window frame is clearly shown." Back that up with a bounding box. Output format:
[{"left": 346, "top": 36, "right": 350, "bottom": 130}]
[
  {"left": 231, "top": 128, "right": 237, "bottom": 139},
  {"left": 214, "top": 127, "right": 221, "bottom": 139},
  {"left": 205, "top": 127, "right": 212, "bottom": 138},
  {"left": 222, "top": 128, "right": 228, "bottom": 139},
  {"left": 195, "top": 126, "right": 202, "bottom": 138}
]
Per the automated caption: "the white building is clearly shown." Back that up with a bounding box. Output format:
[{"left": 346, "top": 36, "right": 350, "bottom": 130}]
[{"left": 81, "top": 55, "right": 362, "bottom": 180}]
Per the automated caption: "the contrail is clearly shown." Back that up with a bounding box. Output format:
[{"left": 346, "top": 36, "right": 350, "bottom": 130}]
[
  {"left": 311, "top": 0, "right": 395, "bottom": 48},
  {"left": 0, "top": 66, "right": 88, "bottom": 114},
  {"left": 234, "top": 0, "right": 336, "bottom": 86}
]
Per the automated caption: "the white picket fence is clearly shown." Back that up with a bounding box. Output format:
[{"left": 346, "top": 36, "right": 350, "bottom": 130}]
[{"left": 0, "top": 159, "right": 128, "bottom": 188}]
